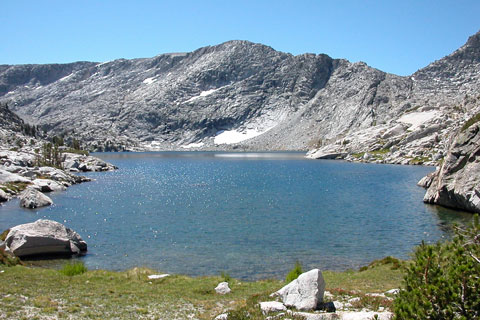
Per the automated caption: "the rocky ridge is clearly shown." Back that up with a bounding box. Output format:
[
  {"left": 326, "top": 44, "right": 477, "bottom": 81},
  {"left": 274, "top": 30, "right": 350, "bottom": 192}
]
[{"left": 0, "top": 31, "right": 478, "bottom": 165}]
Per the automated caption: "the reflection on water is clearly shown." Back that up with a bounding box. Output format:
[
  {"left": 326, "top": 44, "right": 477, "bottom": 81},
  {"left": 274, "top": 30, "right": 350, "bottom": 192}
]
[{"left": 0, "top": 152, "right": 474, "bottom": 280}]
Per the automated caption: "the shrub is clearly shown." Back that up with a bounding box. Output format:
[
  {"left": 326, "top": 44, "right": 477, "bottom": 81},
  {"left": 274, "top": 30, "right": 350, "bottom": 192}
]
[
  {"left": 220, "top": 271, "right": 231, "bottom": 283},
  {"left": 59, "top": 261, "right": 87, "bottom": 276},
  {"left": 461, "top": 113, "right": 480, "bottom": 132},
  {"left": 393, "top": 215, "right": 480, "bottom": 319},
  {"left": 0, "top": 248, "right": 22, "bottom": 266},
  {"left": 285, "top": 261, "right": 303, "bottom": 283}
]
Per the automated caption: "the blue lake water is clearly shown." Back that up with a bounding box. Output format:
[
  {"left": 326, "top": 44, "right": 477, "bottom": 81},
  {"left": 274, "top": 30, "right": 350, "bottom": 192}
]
[{"left": 0, "top": 152, "right": 472, "bottom": 280}]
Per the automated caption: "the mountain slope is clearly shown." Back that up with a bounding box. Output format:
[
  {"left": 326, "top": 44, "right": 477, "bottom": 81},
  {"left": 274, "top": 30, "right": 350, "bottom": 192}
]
[{"left": 1, "top": 32, "right": 479, "bottom": 157}]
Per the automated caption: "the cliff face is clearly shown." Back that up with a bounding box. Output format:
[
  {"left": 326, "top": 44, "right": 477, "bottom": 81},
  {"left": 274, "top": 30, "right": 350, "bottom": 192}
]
[
  {"left": 422, "top": 122, "right": 480, "bottom": 213},
  {"left": 0, "top": 32, "right": 479, "bottom": 158}
]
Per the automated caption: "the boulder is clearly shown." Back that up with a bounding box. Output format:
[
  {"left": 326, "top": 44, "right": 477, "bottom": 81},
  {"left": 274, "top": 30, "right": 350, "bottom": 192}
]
[
  {"left": 19, "top": 188, "right": 53, "bottom": 209},
  {"left": 0, "top": 189, "right": 8, "bottom": 202},
  {"left": 32, "top": 179, "right": 66, "bottom": 192},
  {"left": 423, "top": 123, "right": 480, "bottom": 212},
  {"left": 214, "top": 314, "right": 228, "bottom": 320},
  {"left": 292, "top": 311, "right": 393, "bottom": 320},
  {"left": 3, "top": 219, "right": 87, "bottom": 257},
  {"left": 272, "top": 269, "right": 326, "bottom": 311},
  {"left": 215, "top": 282, "right": 231, "bottom": 294},
  {"left": 260, "top": 301, "right": 287, "bottom": 314},
  {"left": 0, "top": 169, "right": 31, "bottom": 184}
]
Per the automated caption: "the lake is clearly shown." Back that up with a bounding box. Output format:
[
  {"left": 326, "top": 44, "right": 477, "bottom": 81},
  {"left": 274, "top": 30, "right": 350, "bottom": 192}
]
[{"left": 0, "top": 152, "right": 472, "bottom": 280}]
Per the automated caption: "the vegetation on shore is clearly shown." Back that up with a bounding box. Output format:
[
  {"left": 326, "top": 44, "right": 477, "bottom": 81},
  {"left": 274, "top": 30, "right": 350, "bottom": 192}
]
[
  {"left": 0, "top": 259, "right": 403, "bottom": 319},
  {"left": 1, "top": 217, "right": 477, "bottom": 319}
]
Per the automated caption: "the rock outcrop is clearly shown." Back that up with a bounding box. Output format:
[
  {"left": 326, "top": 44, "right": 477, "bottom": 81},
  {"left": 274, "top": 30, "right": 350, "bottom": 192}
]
[
  {"left": 272, "top": 268, "right": 326, "bottom": 311},
  {"left": 19, "top": 188, "right": 53, "bottom": 209},
  {"left": 63, "top": 152, "right": 118, "bottom": 172},
  {"left": 3, "top": 219, "right": 87, "bottom": 257},
  {"left": 422, "top": 121, "right": 480, "bottom": 213}
]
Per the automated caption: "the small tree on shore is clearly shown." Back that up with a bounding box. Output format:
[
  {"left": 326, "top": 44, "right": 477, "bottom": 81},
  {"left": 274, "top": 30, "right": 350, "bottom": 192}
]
[{"left": 394, "top": 215, "right": 480, "bottom": 319}]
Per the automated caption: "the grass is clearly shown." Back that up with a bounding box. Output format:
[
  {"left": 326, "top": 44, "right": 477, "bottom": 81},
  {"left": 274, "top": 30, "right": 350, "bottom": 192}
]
[
  {"left": 461, "top": 112, "right": 480, "bottom": 132},
  {"left": 63, "top": 148, "right": 90, "bottom": 156},
  {"left": 1, "top": 182, "right": 31, "bottom": 194},
  {"left": 409, "top": 156, "right": 430, "bottom": 165},
  {"left": 0, "top": 248, "right": 23, "bottom": 267},
  {"left": 59, "top": 261, "right": 88, "bottom": 276},
  {"left": 0, "top": 260, "right": 404, "bottom": 319},
  {"left": 0, "top": 229, "right": 10, "bottom": 241}
]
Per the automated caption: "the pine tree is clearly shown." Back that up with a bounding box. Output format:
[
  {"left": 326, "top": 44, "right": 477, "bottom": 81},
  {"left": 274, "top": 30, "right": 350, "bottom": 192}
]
[{"left": 394, "top": 215, "right": 480, "bottom": 319}]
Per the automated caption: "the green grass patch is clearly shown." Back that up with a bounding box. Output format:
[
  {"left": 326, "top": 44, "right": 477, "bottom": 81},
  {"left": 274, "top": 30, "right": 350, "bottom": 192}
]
[
  {"left": 2, "top": 182, "right": 30, "bottom": 193},
  {"left": 0, "top": 248, "right": 23, "bottom": 266},
  {"left": 359, "top": 256, "right": 406, "bottom": 272},
  {"left": 63, "top": 148, "right": 89, "bottom": 156},
  {"left": 409, "top": 156, "right": 430, "bottom": 165},
  {"left": 352, "top": 152, "right": 365, "bottom": 159},
  {"left": 59, "top": 261, "right": 88, "bottom": 276},
  {"left": 461, "top": 112, "right": 480, "bottom": 132},
  {"left": 0, "top": 259, "right": 404, "bottom": 319},
  {"left": 0, "top": 229, "right": 10, "bottom": 241}
]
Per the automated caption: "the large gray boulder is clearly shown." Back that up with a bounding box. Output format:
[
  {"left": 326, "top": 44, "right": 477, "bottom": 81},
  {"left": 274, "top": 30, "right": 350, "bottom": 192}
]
[
  {"left": 423, "top": 123, "right": 480, "bottom": 212},
  {"left": 3, "top": 219, "right": 87, "bottom": 257},
  {"left": 272, "top": 269, "right": 326, "bottom": 311},
  {"left": 19, "top": 188, "right": 53, "bottom": 209}
]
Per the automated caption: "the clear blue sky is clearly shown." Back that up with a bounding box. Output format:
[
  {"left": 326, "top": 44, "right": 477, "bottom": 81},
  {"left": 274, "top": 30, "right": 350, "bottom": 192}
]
[{"left": 1, "top": 0, "right": 479, "bottom": 75}]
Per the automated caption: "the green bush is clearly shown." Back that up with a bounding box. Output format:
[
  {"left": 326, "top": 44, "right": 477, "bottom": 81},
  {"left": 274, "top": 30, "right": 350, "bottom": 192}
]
[
  {"left": 394, "top": 215, "right": 480, "bottom": 319},
  {"left": 285, "top": 261, "right": 303, "bottom": 283},
  {"left": 59, "top": 261, "right": 87, "bottom": 276},
  {"left": 0, "top": 248, "right": 22, "bottom": 266}
]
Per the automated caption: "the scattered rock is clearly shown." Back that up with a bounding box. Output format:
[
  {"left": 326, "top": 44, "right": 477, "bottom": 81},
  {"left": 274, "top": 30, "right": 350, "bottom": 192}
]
[
  {"left": 260, "top": 301, "right": 287, "bottom": 314},
  {"left": 147, "top": 274, "right": 170, "bottom": 280},
  {"left": 291, "top": 311, "right": 393, "bottom": 320},
  {"left": 215, "top": 282, "right": 231, "bottom": 294},
  {"left": 272, "top": 269, "right": 326, "bottom": 311},
  {"left": 214, "top": 313, "right": 228, "bottom": 320},
  {"left": 385, "top": 289, "right": 400, "bottom": 295},
  {"left": 19, "top": 188, "right": 53, "bottom": 209},
  {"left": 3, "top": 219, "right": 87, "bottom": 257}
]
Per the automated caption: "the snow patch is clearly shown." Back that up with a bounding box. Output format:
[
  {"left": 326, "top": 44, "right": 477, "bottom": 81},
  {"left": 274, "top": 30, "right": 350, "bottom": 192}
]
[
  {"left": 214, "top": 129, "right": 267, "bottom": 145},
  {"left": 185, "top": 89, "right": 219, "bottom": 103},
  {"left": 59, "top": 74, "right": 73, "bottom": 82},
  {"left": 398, "top": 110, "right": 439, "bottom": 131},
  {"left": 181, "top": 142, "right": 205, "bottom": 149},
  {"left": 143, "top": 77, "right": 157, "bottom": 85}
]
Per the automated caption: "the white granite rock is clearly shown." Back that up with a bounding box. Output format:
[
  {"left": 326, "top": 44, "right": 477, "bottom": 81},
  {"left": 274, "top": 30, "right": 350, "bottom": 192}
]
[
  {"left": 260, "top": 301, "right": 287, "bottom": 314},
  {"left": 215, "top": 282, "right": 231, "bottom": 294},
  {"left": 273, "top": 269, "right": 326, "bottom": 311},
  {"left": 19, "top": 188, "right": 53, "bottom": 209}
]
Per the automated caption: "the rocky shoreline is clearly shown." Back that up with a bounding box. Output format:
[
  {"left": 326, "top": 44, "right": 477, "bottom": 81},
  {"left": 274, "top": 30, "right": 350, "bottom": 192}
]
[{"left": 0, "top": 148, "right": 117, "bottom": 206}]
